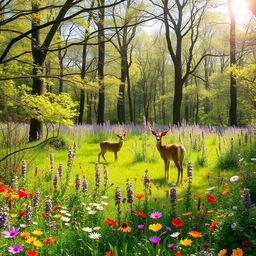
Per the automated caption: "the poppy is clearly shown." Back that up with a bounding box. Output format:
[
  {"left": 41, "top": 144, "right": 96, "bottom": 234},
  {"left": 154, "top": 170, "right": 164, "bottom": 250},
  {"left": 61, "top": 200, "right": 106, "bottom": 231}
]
[
  {"left": 135, "top": 211, "right": 146, "bottom": 218},
  {"left": 105, "top": 251, "right": 114, "bottom": 256},
  {"left": 104, "top": 218, "right": 117, "bottom": 226},
  {"left": 26, "top": 249, "right": 38, "bottom": 256},
  {"left": 53, "top": 204, "right": 60, "bottom": 210},
  {"left": 209, "top": 220, "right": 217, "bottom": 231},
  {"left": 19, "top": 210, "right": 26, "bottom": 216},
  {"left": 206, "top": 195, "right": 216, "bottom": 203},
  {"left": 172, "top": 217, "right": 183, "bottom": 227},
  {"left": 134, "top": 194, "right": 144, "bottom": 199}
]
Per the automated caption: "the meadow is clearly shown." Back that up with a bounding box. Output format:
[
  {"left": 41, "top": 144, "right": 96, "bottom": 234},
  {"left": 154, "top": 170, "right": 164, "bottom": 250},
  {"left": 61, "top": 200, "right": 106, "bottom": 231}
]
[{"left": 0, "top": 123, "right": 256, "bottom": 256}]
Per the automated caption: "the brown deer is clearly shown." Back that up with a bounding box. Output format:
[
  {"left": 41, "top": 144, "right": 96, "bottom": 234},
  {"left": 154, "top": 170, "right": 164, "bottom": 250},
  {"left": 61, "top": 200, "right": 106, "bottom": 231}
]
[
  {"left": 98, "top": 130, "right": 127, "bottom": 162},
  {"left": 149, "top": 125, "right": 185, "bottom": 183}
]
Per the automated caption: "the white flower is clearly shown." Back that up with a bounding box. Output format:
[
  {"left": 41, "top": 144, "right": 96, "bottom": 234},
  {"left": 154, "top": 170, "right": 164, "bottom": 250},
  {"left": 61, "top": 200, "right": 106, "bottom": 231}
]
[
  {"left": 232, "top": 206, "right": 238, "bottom": 210},
  {"left": 81, "top": 202, "right": 86, "bottom": 206},
  {"left": 101, "top": 195, "right": 108, "bottom": 199},
  {"left": 61, "top": 216, "right": 70, "bottom": 222},
  {"left": 207, "top": 187, "right": 215, "bottom": 191},
  {"left": 86, "top": 207, "right": 92, "bottom": 211},
  {"left": 170, "top": 232, "right": 180, "bottom": 237},
  {"left": 32, "top": 222, "right": 38, "bottom": 225},
  {"left": 89, "top": 232, "right": 101, "bottom": 239},
  {"left": 230, "top": 176, "right": 239, "bottom": 182},
  {"left": 251, "top": 158, "right": 256, "bottom": 161},
  {"left": 64, "top": 223, "right": 70, "bottom": 226},
  {"left": 60, "top": 210, "right": 68, "bottom": 214},
  {"left": 96, "top": 206, "right": 104, "bottom": 211},
  {"left": 93, "top": 227, "right": 101, "bottom": 230},
  {"left": 61, "top": 206, "right": 68, "bottom": 209},
  {"left": 82, "top": 227, "right": 93, "bottom": 232},
  {"left": 64, "top": 212, "right": 72, "bottom": 217},
  {"left": 20, "top": 224, "right": 26, "bottom": 228},
  {"left": 228, "top": 213, "right": 234, "bottom": 217},
  {"left": 231, "top": 222, "right": 237, "bottom": 229},
  {"left": 101, "top": 201, "right": 108, "bottom": 205},
  {"left": 88, "top": 210, "right": 97, "bottom": 215}
]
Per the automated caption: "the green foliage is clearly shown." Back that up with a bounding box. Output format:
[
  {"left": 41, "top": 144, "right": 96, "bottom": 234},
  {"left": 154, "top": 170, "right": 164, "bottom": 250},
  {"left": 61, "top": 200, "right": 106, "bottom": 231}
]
[{"left": 217, "top": 154, "right": 238, "bottom": 170}]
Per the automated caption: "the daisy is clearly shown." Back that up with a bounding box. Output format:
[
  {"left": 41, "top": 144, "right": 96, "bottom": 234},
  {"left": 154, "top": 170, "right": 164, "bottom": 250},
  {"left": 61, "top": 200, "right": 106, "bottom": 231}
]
[
  {"left": 89, "top": 232, "right": 101, "bottom": 239},
  {"left": 93, "top": 227, "right": 101, "bottom": 230},
  {"left": 170, "top": 232, "right": 180, "bottom": 237},
  {"left": 88, "top": 210, "right": 97, "bottom": 215},
  {"left": 82, "top": 227, "right": 93, "bottom": 232}
]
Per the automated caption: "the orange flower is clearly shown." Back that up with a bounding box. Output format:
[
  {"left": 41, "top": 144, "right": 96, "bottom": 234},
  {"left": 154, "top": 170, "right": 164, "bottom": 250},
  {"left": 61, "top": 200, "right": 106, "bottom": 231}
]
[
  {"left": 222, "top": 189, "right": 230, "bottom": 195},
  {"left": 217, "top": 214, "right": 225, "bottom": 219},
  {"left": 11, "top": 194, "right": 20, "bottom": 200},
  {"left": 134, "top": 194, "right": 144, "bottom": 199},
  {"left": 232, "top": 248, "right": 243, "bottom": 256},
  {"left": 207, "top": 210, "right": 214, "bottom": 213},
  {"left": 182, "top": 212, "right": 192, "bottom": 216},
  {"left": 192, "top": 193, "right": 200, "bottom": 197},
  {"left": 43, "top": 237, "right": 56, "bottom": 244},
  {"left": 182, "top": 178, "right": 189, "bottom": 182},
  {"left": 118, "top": 222, "right": 131, "bottom": 232},
  {"left": 197, "top": 210, "right": 204, "bottom": 214},
  {"left": 188, "top": 231, "right": 202, "bottom": 238},
  {"left": 53, "top": 204, "right": 60, "bottom": 210},
  {"left": 177, "top": 198, "right": 184, "bottom": 201},
  {"left": 21, "top": 232, "right": 31, "bottom": 240},
  {"left": 209, "top": 220, "right": 217, "bottom": 231},
  {"left": 218, "top": 249, "right": 227, "bottom": 256}
]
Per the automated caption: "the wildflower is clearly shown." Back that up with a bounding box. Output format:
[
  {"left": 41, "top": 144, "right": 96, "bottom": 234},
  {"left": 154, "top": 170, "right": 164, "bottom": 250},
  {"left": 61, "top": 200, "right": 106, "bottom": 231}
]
[
  {"left": 88, "top": 210, "right": 97, "bottom": 215},
  {"left": 32, "top": 191, "right": 40, "bottom": 208},
  {"left": 222, "top": 189, "right": 230, "bottom": 195},
  {"left": 26, "top": 249, "right": 38, "bottom": 256},
  {"left": 33, "top": 240, "right": 43, "bottom": 247},
  {"left": 43, "top": 237, "right": 57, "bottom": 244},
  {"left": 172, "top": 217, "right": 183, "bottom": 227},
  {"left": 182, "top": 212, "right": 192, "bottom": 216},
  {"left": 207, "top": 210, "right": 214, "bottom": 213},
  {"left": 20, "top": 231, "right": 30, "bottom": 240},
  {"left": 26, "top": 237, "right": 38, "bottom": 245},
  {"left": 168, "top": 243, "right": 176, "bottom": 248},
  {"left": 61, "top": 216, "right": 70, "bottom": 222},
  {"left": 134, "top": 194, "right": 144, "bottom": 199},
  {"left": 93, "top": 227, "right": 100, "bottom": 230},
  {"left": 26, "top": 205, "right": 32, "bottom": 223},
  {"left": 187, "top": 161, "right": 192, "bottom": 179},
  {"left": 207, "top": 187, "right": 215, "bottom": 191},
  {"left": 75, "top": 174, "right": 80, "bottom": 190},
  {"left": 32, "top": 230, "right": 43, "bottom": 236},
  {"left": 218, "top": 249, "right": 227, "bottom": 256},
  {"left": 95, "top": 162, "right": 101, "bottom": 188},
  {"left": 188, "top": 231, "right": 202, "bottom": 238},
  {"left": 149, "top": 236, "right": 161, "bottom": 244},
  {"left": 180, "top": 239, "right": 193, "bottom": 246},
  {"left": 209, "top": 220, "right": 217, "bottom": 231},
  {"left": 45, "top": 198, "right": 52, "bottom": 218},
  {"left": 126, "top": 180, "right": 134, "bottom": 204},
  {"left": 135, "top": 211, "right": 146, "bottom": 218},
  {"left": 231, "top": 222, "right": 237, "bottom": 229},
  {"left": 21, "top": 160, "right": 27, "bottom": 177},
  {"left": 138, "top": 224, "right": 144, "bottom": 230},
  {"left": 82, "top": 227, "right": 93, "bottom": 232},
  {"left": 53, "top": 174, "right": 58, "bottom": 188},
  {"left": 115, "top": 186, "right": 122, "bottom": 205},
  {"left": 170, "top": 232, "right": 180, "bottom": 237},
  {"left": 150, "top": 212, "right": 162, "bottom": 219},
  {"left": 166, "top": 226, "right": 172, "bottom": 231},
  {"left": 228, "top": 213, "right": 234, "bottom": 217},
  {"left": 231, "top": 248, "right": 243, "bottom": 256},
  {"left": 230, "top": 176, "right": 239, "bottom": 182},
  {"left": 3, "top": 226, "right": 20, "bottom": 238},
  {"left": 11, "top": 214, "right": 18, "bottom": 218},
  {"left": 53, "top": 214, "right": 62, "bottom": 218},
  {"left": 243, "top": 193, "right": 252, "bottom": 209},
  {"left": 177, "top": 198, "right": 184, "bottom": 201},
  {"left": 105, "top": 218, "right": 117, "bottom": 226},
  {"left": 53, "top": 204, "right": 60, "bottom": 210},
  {"left": 58, "top": 163, "right": 62, "bottom": 177},
  {"left": 143, "top": 169, "right": 150, "bottom": 187},
  {"left": 148, "top": 223, "right": 162, "bottom": 232},
  {"left": 105, "top": 251, "right": 114, "bottom": 256},
  {"left": 19, "top": 210, "right": 26, "bottom": 216},
  {"left": 0, "top": 206, "right": 9, "bottom": 229},
  {"left": 11, "top": 194, "right": 20, "bottom": 200},
  {"left": 8, "top": 244, "right": 23, "bottom": 254},
  {"left": 175, "top": 254, "right": 186, "bottom": 256},
  {"left": 20, "top": 224, "right": 26, "bottom": 228},
  {"left": 89, "top": 232, "right": 101, "bottom": 239},
  {"left": 217, "top": 213, "right": 225, "bottom": 218},
  {"left": 205, "top": 195, "right": 216, "bottom": 203},
  {"left": 118, "top": 222, "right": 131, "bottom": 232}
]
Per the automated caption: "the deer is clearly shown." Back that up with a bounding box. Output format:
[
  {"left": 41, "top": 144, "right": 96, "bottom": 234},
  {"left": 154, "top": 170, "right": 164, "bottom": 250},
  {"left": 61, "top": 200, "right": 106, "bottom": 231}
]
[
  {"left": 149, "top": 125, "right": 185, "bottom": 183},
  {"left": 98, "top": 130, "right": 127, "bottom": 162}
]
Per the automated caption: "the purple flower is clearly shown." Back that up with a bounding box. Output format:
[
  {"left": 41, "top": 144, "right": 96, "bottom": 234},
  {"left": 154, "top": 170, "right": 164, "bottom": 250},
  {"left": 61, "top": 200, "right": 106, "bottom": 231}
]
[
  {"left": 126, "top": 179, "right": 134, "bottom": 204},
  {"left": 243, "top": 192, "right": 252, "bottom": 209},
  {"left": 166, "top": 226, "right": 172, "bottom": 231},
  {"left": 187, "top": 161, "right": 193, "bottom": 179},
  {"left": 75, "top": 174, "right": 80, "bottom": 190},
  {"left": 150, "top": 212, "right": 162, "bottom": 219},
  {"left": 58, "top": 163, "right": 63, "bottom": 177},
  {"left": 8, "top": 244, "right": 22, "bottom": 254},
  {"left": 82, "top": 176, "right": 88, "bottom": 194},
  {"left": 149, "top": 236, "right": 161, "bottom": 244},
  {"left": 138, "top": 224, "right": 144, "bottom": 230},
  {"left": 170, "top": 184, "right": 176, "bottom": 203},
  {"left": 3, "top": 227, "right": 20, "bottom": 238},
  {"left": 168, "top": 243, "right": 176, "bottom": 248}
]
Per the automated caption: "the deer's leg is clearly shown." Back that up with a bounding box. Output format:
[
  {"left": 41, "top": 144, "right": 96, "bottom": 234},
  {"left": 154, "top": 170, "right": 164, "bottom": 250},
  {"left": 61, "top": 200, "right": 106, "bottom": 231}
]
[
  {"left": 98, "top": 151, "right": 102, "bottom": 162},
  {"left": 102, "top": 152, "right": 107, "bottom": 162},
  {"left": 166, "top": 160, "right": 170, "bottom": 180},
  {"left": 173, "top": 159, "right": 181, "bottom": 184},
  {"left": 114, "top": 151, "right": 118, "bottom": 162},
  {"left": 163, "top": 158, "right": 167, "bottom": 179}
]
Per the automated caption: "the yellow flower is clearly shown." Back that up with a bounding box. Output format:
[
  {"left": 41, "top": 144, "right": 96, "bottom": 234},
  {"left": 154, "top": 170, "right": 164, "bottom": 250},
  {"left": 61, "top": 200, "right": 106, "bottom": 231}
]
[
  {"left": 26, "top": 237, "right": 38, "bottom": 245},
  {"left": 3, "top": 191, "right": 10, "bottom": 198},
  {"left": 20, "top": 231, "right": 30, "bottom": 240},
  {"left": 69, "top": 183, "right": 76, "bottom": 187},
  {"left": 177, "top": 198, "right": 184, "bottom": 201},
  {"left": 217, "top": 214, "right": 226, "bottom": 219},
  {"left": 11, "top": 194, "right": 20, "bottom": 200},
  {"left": 32, "top": 230, "right": 44, "bottom": 236},
  {"left": 63, "top": 195, "right": 70, "bottom": 199},
  {"left": 218, "top": 249, "right": 227, "bottom": 256},
  {"left": 232, "top": 248, "right": 243, "bottom": 256},
  {"left": 33, "top": 240, "right": 43, "bottom": 247},
  {"left": 11, "top": 214, "right": 18, "bottom": 218},
  {"left": 53, "top": 214, "right": 62, "bottom": 218},
  {"left": 22, "top": 202, "right": 27, "bottom": 207},
  {"left": 180, "top": 239, "right": 193, "bottom": 246},
  {"left": 148, "top": 223, "right": 162, "bottom": 232}
]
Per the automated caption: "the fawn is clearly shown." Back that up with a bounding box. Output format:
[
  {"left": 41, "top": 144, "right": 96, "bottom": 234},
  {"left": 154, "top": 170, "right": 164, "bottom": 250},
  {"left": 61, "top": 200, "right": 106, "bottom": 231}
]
[
  {"left": 149, "top": 125, "right": 185, "bottom": 183},
  {"left": 98, "top": 130, "right": 127, "bottom": 162}
]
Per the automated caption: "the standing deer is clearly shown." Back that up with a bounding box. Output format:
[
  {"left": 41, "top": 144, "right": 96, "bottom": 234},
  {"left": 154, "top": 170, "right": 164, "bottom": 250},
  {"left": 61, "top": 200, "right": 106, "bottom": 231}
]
[
  {"left": 98, "top": 130, "right": 127, "bottom": 162},
  {"left": 149, "top": 125, "right": 185, "bottom": 183}
]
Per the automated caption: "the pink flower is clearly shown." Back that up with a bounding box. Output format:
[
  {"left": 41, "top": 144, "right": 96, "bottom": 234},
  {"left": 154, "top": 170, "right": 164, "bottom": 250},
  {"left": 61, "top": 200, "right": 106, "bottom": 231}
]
[{"left": 3, "top": 227, "right": 20, "bottom": 238}]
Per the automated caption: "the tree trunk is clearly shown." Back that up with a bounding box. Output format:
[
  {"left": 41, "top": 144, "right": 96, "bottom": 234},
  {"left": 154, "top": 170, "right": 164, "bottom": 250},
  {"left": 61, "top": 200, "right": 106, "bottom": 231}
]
[
  {"left": 126, "top": 60, "right": 133, "bottom": 123},
  {"left": 78, "top": 89, "right": 85, "bottom": 124},
  {"left": 86, "top": 92, "right": 92, "bottom": 124},
  {"left": 228, "top": 0, "right": 237, "bottom": 126},
  {"left": 173, "top": 65, "right": 183, "bottom": 125},
  {"left": 161, "top": 59, "right": 166, "bottom": 124},
  {"left": 97, "top": 0, "right": 105, "bottom": 125},
  {"left": 58, "top": 44, "right": 64, "bottom": 93},
  {"left": 117, "top": 50, "right": 127, "bottom": 124}
]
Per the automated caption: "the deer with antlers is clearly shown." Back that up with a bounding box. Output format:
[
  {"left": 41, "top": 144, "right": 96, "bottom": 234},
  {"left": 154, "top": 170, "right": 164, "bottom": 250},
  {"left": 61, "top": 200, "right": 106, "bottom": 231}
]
[
  {"left": 98, "top": 130, "right": 127, "bottom": 162},
  {"left": 149, "top": 125, "right": 185, "bottom": 183}
]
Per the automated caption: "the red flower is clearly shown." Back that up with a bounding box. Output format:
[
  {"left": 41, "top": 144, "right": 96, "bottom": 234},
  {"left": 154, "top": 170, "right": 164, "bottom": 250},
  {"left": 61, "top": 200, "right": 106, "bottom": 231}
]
[
  {"left": 105, "top": 218, "right": 117, "bottom": 226},
  {"left": 135, "top": 211, "right": 146, "bottom": 218},
  {"left": 242, "top": 240, "right": 252, "bottom": 247},
  {"left": 209, "top": 220, "right": 217, "bottom": 231},
  {"left": 206, "top": 195, "right": 216, "bottom": 203},
  {"left": 43, "top": 237, "right": 56, "bottom": 244},
  {"left": 105, "top": 251, "right": 114, "bottom": 256},
  {"left": 20, "top": 187, "right": 27, "bottom": 191},
  {"left": 172, "top": 217, "right": 183, "bottom": 227},
  {"left": 53, "top": 204, "right": 60, "bottom": 210},
  {"left": 134, "top": 194, "right": 144, "bottom": 199},
  {"left": 28, "top": 193, "right": 34, "bottom": 197},
  {"left": 26, "top": 249, "right": 37, "bottom": 256},
  {"left": 42, "top": 212, "right": 47, "bottom": 217},
  {"left": 19, "top": 210, "right": 26, "bottom": 216},
  {"left": 17, "top": 190, "right": 27, "bottom": 197},
  {"left": 175, "top": 253, "right": 186, "bottom": 256}
]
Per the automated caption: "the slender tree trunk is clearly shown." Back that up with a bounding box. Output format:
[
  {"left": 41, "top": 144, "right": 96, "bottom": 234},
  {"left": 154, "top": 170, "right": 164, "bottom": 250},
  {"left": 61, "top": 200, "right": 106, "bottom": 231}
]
[
  {"left": 97, "top": 0, "right": 105, "bottom": 124},
  {"left": 86, "top": 93, "right": 92, "bottom": 124},
  {"left": 161, "top": 59, "right": 166, "bottom": 124},
  {"left": 78, "top": 89, "right": 85, "bottom": 124},
  {"left": 126, "top": 60, "right": 133, "bottom": 123},
  {"left": 228, "top": 0, "right": 237, "bottom": 126},
  {"left": 204, "top": 57, "right": 210, "bottom": 114},
  {"left": 58, "top": 44, "right": 64, "bottom": 93}
]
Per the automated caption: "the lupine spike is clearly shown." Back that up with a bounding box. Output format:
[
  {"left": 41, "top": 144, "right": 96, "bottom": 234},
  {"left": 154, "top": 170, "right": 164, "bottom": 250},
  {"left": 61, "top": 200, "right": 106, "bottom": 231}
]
[
  {"left": 21, "top": 160, "right": 27, "bottom": 177},
  {"left": 33, "top": 191, "right": 40, "bottom": 208},
  {"left": 75, "top": 174, "right": 80, "bottom": 191},
  {"left": 82, "top": 176, "right": 88, "bottom": 194},
  {"left": 95, "top": 162, "right": 101, "bottom": 188},
  {"left": 103, "top": 165, "right": 108, "bottom": 187},
  {"left": 58, "top": 163, "right": 63, "bottom": 177},
  {"left": 50, "top": 153, "right": 54, "bottom": 172},
  {"left": 26, "top": 205, "right": 32, "bottom": 223}
]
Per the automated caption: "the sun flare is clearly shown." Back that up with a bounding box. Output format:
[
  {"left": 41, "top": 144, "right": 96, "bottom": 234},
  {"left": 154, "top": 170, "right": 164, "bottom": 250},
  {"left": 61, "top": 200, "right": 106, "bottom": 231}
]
[{"left": 232, "top": 0, "right": 252, "bottom": 23}]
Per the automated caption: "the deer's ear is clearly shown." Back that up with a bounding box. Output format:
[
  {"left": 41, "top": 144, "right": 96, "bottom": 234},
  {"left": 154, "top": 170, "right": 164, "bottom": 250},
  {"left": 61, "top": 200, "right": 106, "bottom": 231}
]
[
  {"left": 151, "top": 129, "right": 157, "bottom": 136},
  {"left": 123, "top": 129, "right": 127, "bottom": 136},
  {"left": 116, "top": 134, "right": 120, "bottom": 138},
  {"left": 161, "top": 129, "right": 169, "bottom": 136}
]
